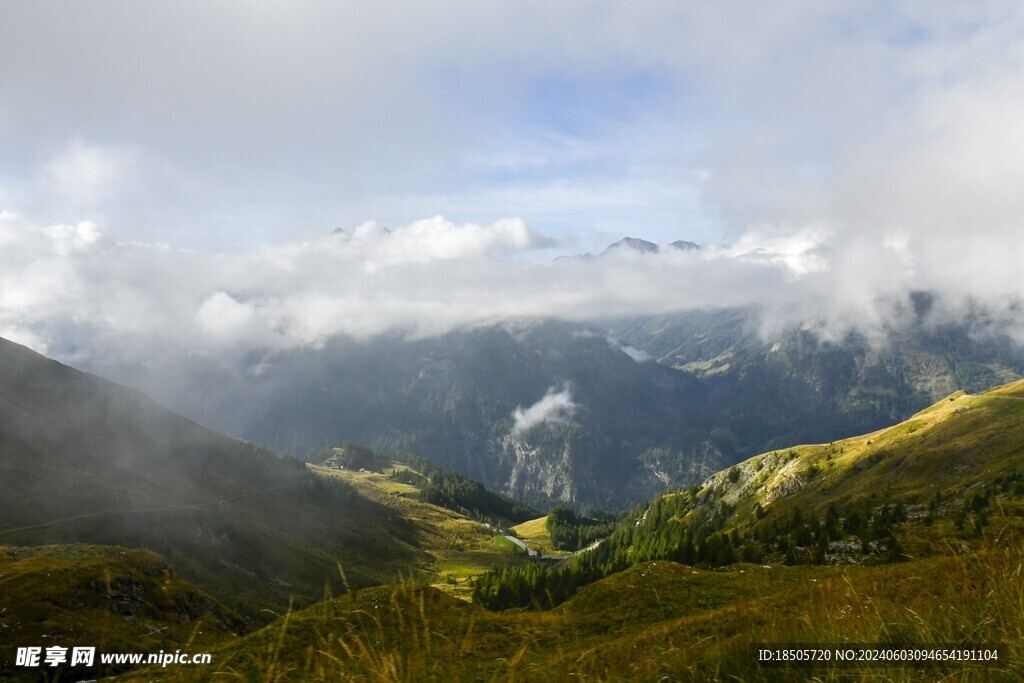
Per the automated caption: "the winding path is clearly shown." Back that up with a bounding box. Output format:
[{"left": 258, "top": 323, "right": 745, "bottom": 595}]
[{"left": 484, "top": 522, "right": 603, "bottom": 560}]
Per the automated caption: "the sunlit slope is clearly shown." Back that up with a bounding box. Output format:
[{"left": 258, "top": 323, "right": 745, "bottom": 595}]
[
  {"left": 704, "top": 379, "right": 1024, "bottom": 521},
  {"left": 980, "top": 377, "right": 1024, "bottom": 398},
  {"left": 115, "top": 545, "right": 1023, "bottom": 682},
  {"left": 472, "top": 376, "right": 1024, "bottom": 613},
  {"left": 0, "top": 337, "right": 419, "bottom": 616},
  {"left": 310, "top": 463, "right": 532, "bottom": 599},
  {"left": 510, "top": 515, "right": 551, "bottom": 547},
  {"left": 511, "top": 515, "right": 573, "bottom": 556}
]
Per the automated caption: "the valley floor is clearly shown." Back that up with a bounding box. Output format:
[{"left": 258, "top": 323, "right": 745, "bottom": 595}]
[{"left": 308, "top": 464, "right": 531, "bottom": 600}]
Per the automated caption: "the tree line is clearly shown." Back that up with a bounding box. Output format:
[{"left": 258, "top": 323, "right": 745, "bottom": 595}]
[
  {"left": 470, "top": 481, "right": 981, "bottom": 611},
  {"left": 390, "top": 454, "right": 538, "bottom": 525}
]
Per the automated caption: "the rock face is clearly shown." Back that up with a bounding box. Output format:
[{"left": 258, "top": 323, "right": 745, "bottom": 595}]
[
  {"left": 640, "top": 440, "right": 730, "bottom": 490},
  {"left": 611, "top": 306, "right": 1024, "bottom": 454},
  {"left": 498, "top": 434, "right": 577, "bottom": 506}
]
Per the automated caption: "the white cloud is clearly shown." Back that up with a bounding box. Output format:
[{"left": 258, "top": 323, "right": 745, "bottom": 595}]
[
  {"left": 511, "top": 383, "right": 577, "bottom": 436},
  {"left": 604, "top": 335, "right": 653, "bottom": 362},
  {"left": 0, "top": 3, "right": 1021, "bottom": 273},
  {"left": 195, "top": 291, "right": 262, "bottom": 345},
  {"left": 709, "top": 228, "right": 829, "bottom": 279},
  {"left": 0, "top": 3, "right": 1022, "bottom": 374},
  {"left": 342, "top": 216, "right": 554, "bottom": 272},
  {"left": 8, "top": 3, "right": 1017, "bottom": 252},
  {"left": 620, "top": 345, "right": 652, "bottom": 363},
  {"left": 3, "top": 205, "right": 1024, "bottom": 365}
]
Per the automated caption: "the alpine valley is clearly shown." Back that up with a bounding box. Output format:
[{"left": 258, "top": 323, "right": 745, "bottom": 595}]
[
  {"left": 78, "top": 242, "right": 1024, "bottom": 511},
  {"left": 2, "top": 283, "right": 1023, "bottom": 680},
  {"left": 8, "top": 4, "right": 1024, "bottom": 680}
]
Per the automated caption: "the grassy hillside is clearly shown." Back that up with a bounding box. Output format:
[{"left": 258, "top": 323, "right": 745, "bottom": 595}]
[
  {"left": 370, "top": 451, "right": 538, "bottom": 525},
  {"left": 309, "top": 463, "right": 536, "bottom": 599},
  {"left": 7, "top": 339, "right": 1023, "bottom": 679},
  {"left": 101, "top": 377, "right": 1024, "bottom": 681},
  {"left": 474, "top": 378, "right": 1024, "bottom": 610},
  {"left": 0, "top": 544, "right": 241, "bottom": 681},
  {"left": 510, "top": 516, "right": 565, "bottom": 556},
  {"left": 702, "top": 379, "right": 1024, "bottom": 535},
  {"left": 0, "top": 337, "right": 425, "bottom": 617},
  {"left": 115, "top": 543, "right": 1022, "bottom": 681}
]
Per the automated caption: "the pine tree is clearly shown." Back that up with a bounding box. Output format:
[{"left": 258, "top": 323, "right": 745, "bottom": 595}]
[
  {"left": 885, "top": 530, "right": 904, "bottom": 562},
  {"left": 717, "top": 536, "right": 736, "bottom": 566}
]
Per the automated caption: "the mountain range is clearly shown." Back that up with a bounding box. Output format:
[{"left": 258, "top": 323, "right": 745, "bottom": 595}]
[
  {"left": 76, "top": 243, "right": 1024, "bottom": 510},
  {"left": 2, "top": 332, "right": 1022, "bottom": 679}
]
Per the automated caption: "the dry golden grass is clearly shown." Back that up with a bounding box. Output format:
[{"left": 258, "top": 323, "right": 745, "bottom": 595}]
[
  {"left": 114, "top": 537, "right": 1022, "bottom": 682},
  {"left": 310, "top": 464, "right": 528, "bottom": 600},
  {"left": 510, "top": 516, "right": 570, "bottom": 557}
]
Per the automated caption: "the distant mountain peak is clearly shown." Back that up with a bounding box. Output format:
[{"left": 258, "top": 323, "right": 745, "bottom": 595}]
[
  {"left": 555, "top": 237, "right": 699, "bottom": 263},
  {"left": 602, "top": 237, "right": 660, "bottom": 255},
  {"left": 598, "top": 237, "right": 701, "bottom": 256}
]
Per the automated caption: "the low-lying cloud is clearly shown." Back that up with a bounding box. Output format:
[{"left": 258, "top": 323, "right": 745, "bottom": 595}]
[
  {"left": 619, "top": 344, "right": 652, "bottom": 363},
  {"left": 511, "top": 384, "right": 578, "bottom": 436},
  {"left": 3, "top": 206, "right": 1024, "bottom": 367}
]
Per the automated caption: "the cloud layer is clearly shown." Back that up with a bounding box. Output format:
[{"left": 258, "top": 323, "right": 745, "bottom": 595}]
[{"left": 3, "top": 204, "right": 1023, "bottom": 368}]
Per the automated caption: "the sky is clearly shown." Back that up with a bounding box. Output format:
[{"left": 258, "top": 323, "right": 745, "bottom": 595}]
[{"left": 2, "top": 2, "right": 1024, "bottom": 359}]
